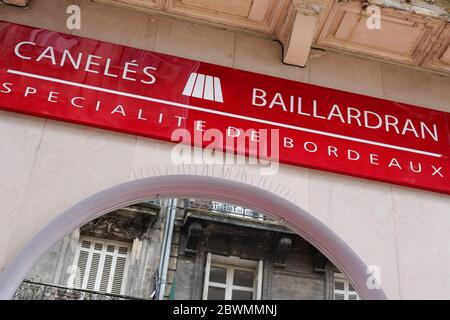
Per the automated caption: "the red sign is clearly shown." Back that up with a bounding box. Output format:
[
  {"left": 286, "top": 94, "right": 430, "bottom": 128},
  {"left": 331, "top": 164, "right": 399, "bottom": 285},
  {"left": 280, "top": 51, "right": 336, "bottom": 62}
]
[{"left": 0, "top": 21, "right": 449, "bottom": 195}]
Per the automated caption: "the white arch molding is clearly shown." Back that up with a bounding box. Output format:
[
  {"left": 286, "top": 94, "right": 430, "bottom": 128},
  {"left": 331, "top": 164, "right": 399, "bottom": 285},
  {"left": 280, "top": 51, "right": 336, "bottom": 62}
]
[{"left": 0, "top": 175, "right": 387, "bottom": 300}]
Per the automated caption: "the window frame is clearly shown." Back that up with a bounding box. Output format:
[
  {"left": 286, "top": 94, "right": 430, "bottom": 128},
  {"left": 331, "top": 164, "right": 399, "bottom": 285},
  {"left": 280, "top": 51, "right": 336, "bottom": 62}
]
[
  {"left": 202, "top": 253, "right": 263, "bottom": 300},
  {"left": 71, "top": 236, "right": 131, "bottom": 295}
]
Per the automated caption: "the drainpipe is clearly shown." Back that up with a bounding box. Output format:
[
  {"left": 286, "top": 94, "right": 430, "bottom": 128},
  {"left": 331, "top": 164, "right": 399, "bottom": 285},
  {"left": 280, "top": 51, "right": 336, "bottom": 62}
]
[{"left": 156, "top": 198, "right": 177, "bottom": 300}]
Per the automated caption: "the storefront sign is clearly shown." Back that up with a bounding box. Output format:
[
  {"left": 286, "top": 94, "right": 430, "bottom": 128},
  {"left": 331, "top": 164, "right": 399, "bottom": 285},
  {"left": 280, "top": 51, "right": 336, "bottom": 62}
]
[{"left": 0, "top": 21, "right": 449, "bottom": 194}]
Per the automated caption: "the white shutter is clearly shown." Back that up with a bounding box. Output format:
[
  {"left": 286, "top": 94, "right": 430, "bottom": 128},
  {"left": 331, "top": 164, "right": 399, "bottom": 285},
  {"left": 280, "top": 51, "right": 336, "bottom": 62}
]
[
  {"left": 111, "top": 246, "right": 128, "bottom": 295},
  {"left": 99, "top": 255, "right": 113, "bottom": 292},
  {"left": 86, "top": 251, "right": 101, "bottom": 290},
  {"left": 73, "top": 237, "right": 130, "bottom": 295},
  {"left": 74, "top": 240, "right": 91, "bottom": 288}
]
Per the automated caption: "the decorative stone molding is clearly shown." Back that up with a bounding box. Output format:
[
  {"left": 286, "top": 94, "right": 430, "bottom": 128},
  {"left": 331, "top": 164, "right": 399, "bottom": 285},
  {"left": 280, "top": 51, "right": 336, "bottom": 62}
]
[
  {"left": 274, "top": 237, "right": 293, "bottom": 268},
  {"left": 80, "top": 208, "right": 157, "bottom": 242},
  {"left": 185, "top": 222, "right": 203, "bottom": 255},
  {"left": 367, "top": 0, "right": 450, "bottom": 21},
  {"left": 92, "top": 0, "right": 450, "bottom": 74},
  {"left": 0, "top": 0, "right": 30, "bottom": 8},
  {"left": 316, "top": 0, "right": 447, "bottom": 68},
  {"left": 94, "top": 0, "right": 288, "bottom": 34},
  {"left": 422, "top": 24, "right": 450, "bottom": 72},
  {"left": 276, "top": 0, "right": 325, "bottom": 66}
]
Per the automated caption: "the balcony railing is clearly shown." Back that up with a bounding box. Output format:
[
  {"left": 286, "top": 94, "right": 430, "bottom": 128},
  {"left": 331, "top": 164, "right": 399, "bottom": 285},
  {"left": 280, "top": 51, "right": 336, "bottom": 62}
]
[
  {"left": 144, "top": 199, "right": 161, "bottom": 206},
  {"left": 188, "top": 199, "right": 267, "bottom": 220},
  {"left": 13, "top": 280, "right": 135, "bottom": 300},
  {"left": 142, "top": 198, "right": 276, "bottom": 222}
]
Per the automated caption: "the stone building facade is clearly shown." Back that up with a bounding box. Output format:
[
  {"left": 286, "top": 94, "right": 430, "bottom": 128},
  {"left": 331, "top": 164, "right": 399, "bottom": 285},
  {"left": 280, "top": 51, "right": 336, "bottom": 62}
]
[
  {"left": 14, "top": 199, "right": 357, "bottom": 300},
  {"left": 1, "top": 0, "right": 449, "bottom": 300}
]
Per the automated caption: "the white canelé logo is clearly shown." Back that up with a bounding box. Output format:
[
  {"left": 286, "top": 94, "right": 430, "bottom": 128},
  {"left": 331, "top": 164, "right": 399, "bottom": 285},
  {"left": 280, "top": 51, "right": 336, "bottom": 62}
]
[{"left": 182, "top": 72, "right": 223, "bottom": 103}]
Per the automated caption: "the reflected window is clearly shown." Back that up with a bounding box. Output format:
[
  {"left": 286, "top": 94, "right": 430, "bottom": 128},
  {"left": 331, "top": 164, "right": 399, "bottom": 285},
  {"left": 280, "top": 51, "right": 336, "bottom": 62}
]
[
  {"left": 333, "top": 273, "right": 359, "bottom": 300},
  {"left": 202, "top": 253, "right": 263, "bottom": 300}
]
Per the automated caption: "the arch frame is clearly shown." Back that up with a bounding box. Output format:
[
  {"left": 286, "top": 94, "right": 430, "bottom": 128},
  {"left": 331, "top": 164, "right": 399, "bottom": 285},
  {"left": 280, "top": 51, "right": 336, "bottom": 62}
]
[{"left": 0, "top": 175, "right": 387, "bottom": 300}]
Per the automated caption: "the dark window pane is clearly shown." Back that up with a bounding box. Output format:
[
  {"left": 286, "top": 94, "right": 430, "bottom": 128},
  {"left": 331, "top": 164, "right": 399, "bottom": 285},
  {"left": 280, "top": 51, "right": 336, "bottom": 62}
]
[
  {"left": 334, "top": 293, "right": 345, "bottom": 300},
  {"left": 233, "top": 269, "right": 254, "bottom": 287},
  {"left": 349, "top": 282, "right": 355, "bottom": 292},
  {"left": 209, "top": 266, "right": 227, "bottom": 284},
  {"left": 232, "top": 290, "right": 253, "bottom": 300},
  {"left": 207, "top": 287, "right": 225, "bottom": 300},
  {"left": 334, "top": 281, "right": 345, "bottom": 291},
  {"left": 348, "top": 294, "right": 358, "bottom": 300}
]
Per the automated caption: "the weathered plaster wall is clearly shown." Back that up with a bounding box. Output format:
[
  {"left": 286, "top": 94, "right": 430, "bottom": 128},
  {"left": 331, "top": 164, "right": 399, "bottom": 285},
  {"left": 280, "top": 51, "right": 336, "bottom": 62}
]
[{"left": 0, "top": 0, "right": 449, "bottom": 299}]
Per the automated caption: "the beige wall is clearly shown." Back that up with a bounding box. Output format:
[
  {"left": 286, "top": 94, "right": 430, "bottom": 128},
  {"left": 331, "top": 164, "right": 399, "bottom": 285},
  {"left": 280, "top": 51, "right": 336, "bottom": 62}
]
[{"left": 0, "top": 0, "right": 449, "bottom": 299}]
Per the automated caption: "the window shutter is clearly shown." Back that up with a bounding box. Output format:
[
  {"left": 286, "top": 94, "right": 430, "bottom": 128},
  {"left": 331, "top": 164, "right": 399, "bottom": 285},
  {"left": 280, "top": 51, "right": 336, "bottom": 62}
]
[
  {"left": 74, "top": 240, "right": 91, "bottom": 288},
  {"left": 73, "top": 237, "right": 130, "bottom": 295},
  {"left": 99, "top": 255, "right": 113, "bottom": 292},
  {"left": 86, "top": 251, "right": 101, "bottom": 290},
  {"left": 111, "top": 246, "right": 128, "bottom": 295},
  {"left": 334, "top": 280, "right": 345, "bottom": 291}
]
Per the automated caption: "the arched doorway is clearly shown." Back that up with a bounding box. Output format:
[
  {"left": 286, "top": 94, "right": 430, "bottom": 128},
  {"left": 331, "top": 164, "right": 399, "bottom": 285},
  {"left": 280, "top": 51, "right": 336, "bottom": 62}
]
[{"left": 0, "top": 175, "right": 387, "bottom": 300}]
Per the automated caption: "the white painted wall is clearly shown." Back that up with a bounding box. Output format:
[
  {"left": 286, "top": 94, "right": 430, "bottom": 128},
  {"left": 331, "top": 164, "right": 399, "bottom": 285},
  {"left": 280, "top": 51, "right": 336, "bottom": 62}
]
[{"left": 0, "top": 0, "right": 449, "bottom": 299}]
